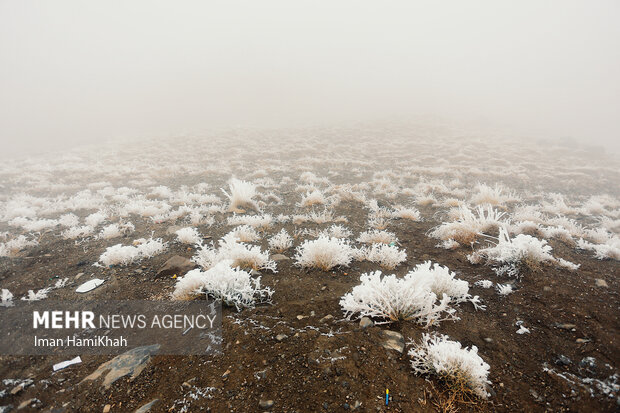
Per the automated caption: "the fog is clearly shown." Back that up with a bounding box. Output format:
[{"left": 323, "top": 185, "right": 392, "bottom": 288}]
[{"left": 1, "top": 0, "right": 619, "bottom": 158}]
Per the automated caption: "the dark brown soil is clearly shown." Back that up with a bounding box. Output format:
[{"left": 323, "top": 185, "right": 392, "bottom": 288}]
[{"left": 1, "top": 202, "right": 618, "bottom": 413}]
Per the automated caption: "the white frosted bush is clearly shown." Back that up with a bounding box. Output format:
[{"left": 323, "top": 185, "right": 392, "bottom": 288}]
[
  {"left": 357, "top": 230, "right": 397, "bottom": 245},
  {"left": 392, "top": 205, "right": 421, "bottom": 221},
  {"left": 326, "top": 224, "right": 352, "bottom": 239},
  {"left": 227, "top": 214, "right": 273, "bottom": 229},
  {"left": 340, "top": 271, "right": 454, "bottom": 325},
  {"left": 298, "top": 189, "right": 327, "bottom": 207},
  {"left": 228, "top": 225, "right": 260, "bottom": 242},
  {"left": 474, "top": 280, "right": 493, "bottom": 289},
  {"left": 85, "top": 211, "right": 107, "bottom": 227},
  {"left": 1, "top": 289, "right": 14, "bottom": 307},
  {"left": 468, "top": 227, "right": 579, "bottom": 275},
  {"left": 577, "top": 237, "right": 620, "bottom": 260},
  {"left": 496, "top": 283, "right": 513, "bottom": 295},
  {"left": 0, "top": 235, "right": 38, "bottom": 257},
  {"left": 21, "top": 287, "right": 52, "bottom": 302},
  {"left": 58, "top": 213, "right": 79, "bottom": 227},
  {"left": 340, "top": 261, "right": 483, "bottom": 325},
  {"left": 222, "top": 178, "right": 260, "bottom": 212},
  {"left": 409, "top": 334, "right": 491, "bottom": 399},
  {"left": 9, "top": 217, "right": 58, "bottom": 232},
  {"left": 294, "top": 236, "right": 354, "bottom": 271},
  {"left": 268, "top": 229, "right": 293, "bottom": 252},
  {"left": 361, "top": 243, "right": 407, "bottom": 269},
  {"left": 430, "top": 205, "right": 507, "bottom": 246},
  {"left": 193, "top": 234, "right": 276, "bottom": 272},
  {"left": 99, "top": 237, "right": 168, "bottom": 266},
  {"left": 171, "top": 260, "right": 273, "bottom": 310},
  {"left": 98, "top": 222, "right": 134, "bottom": 240},
  {"left": 175, "top": 227, "right": 202, "bottom": 245},
  {"left": 61, "top": 225, "right": 94, "bottom": 240}
]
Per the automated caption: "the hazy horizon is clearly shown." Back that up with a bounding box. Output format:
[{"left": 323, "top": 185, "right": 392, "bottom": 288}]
[{"left": 1, "top": 0, "right": 619, "bottom": 158}]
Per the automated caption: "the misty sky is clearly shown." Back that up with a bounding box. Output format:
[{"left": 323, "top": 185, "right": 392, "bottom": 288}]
[{"left": 1, "top": 1, "right": 619, "bottom": 157}]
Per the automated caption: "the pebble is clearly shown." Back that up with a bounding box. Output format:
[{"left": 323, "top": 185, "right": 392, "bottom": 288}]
[
  {"left": 320, "top": 315, "right": 334, "bottom": 323},
  {"left": 103, "top": 405, "right": 111, "bottom": 413},
  {"left": 576, "top": 338, "right": 591, "bottom": 344},
  {"left": 555, "top": 355, "right": 571, "bottom": 366},
  {"left": 296, "top": 315, "right": 306, "bottom": 320},
  {"left": 484, "top": 337, "right": 493, "bottom": 343},
  {"left": 556, "top": 323, "right": 576, "bottom": 330},
  {"left": 380, "top": 330, "right": 405, "bottom": 353},
  {"left": 276, "top": 334, "right": 288, "bottom": 342},
  {"left": 595, "top": 279, "right": 608, "bottom": 288},
  {"left": 270, "top": 254, "right": 289, "bottom": 261},
  {"left": 259, "top": 399, "right": 274, "bottom": 409},
  {"left": 359, "top": 317, "right": 374, "bottom": 329}
]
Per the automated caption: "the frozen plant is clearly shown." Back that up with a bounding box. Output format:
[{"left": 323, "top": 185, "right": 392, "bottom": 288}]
[
  {"left": 340, "top": 270, "right": 455, "bottom": 325},
  {"left": 408, "top": 333, "right": 491, "bottom": 399},
  {"left": 0, "top": 235, "right": 38, "bottom": 257},
  {"left": 474, "top": 280, "right": 493, "bottom": 289},
  {"left": 577, "top": 237, "right": 620, "bottom": 260},
  {"left": 496, "top": 283, "right": 513, "bottom": 295},
  {"left": 99, "top": 237, "right": 168, "bottom": 266},
  {"left": 294, "top": 236, "right": 355, "bottom": 271},
  {"left": 516, "top": 325, "right": 530, "bottom": 334},
  {"left": 227, "top": 225, "right": 261, "bottom": 243},
  {"left": 58, "top": 213, "right": 80, "bottom": 227},
  {"left": 98, "top": 222, "right": 135, "bottom": 240},
  {"left": 222, "top": 178, "right": 260, "bottom": 212},
  {"left": 1, "top": 289, "right": 14, "bottom": 307},
  {"left": 468, "top": 227, "right": 578, "bottom": 275},
  {"left": 175, "top": 227, "right": 203, "bottom": 245},
  {"left": 61, "top": 225, "right": 94, "bottom": 240},
  {"left": 391, "top": 205, "right": 421, "bottom": 221},
  {"left": 429, "top": 205, "right": 507, "bottom": 246},
  {"left": 298, "top": 189, "right": 327, "bottom": 207},
  {"left": 193, "top": 234, "right": 276, "bottom": 272},
  {"left": 356, "top": 229, "right": 398, "bottom": 245},
  {"left": 227, "top": 214, "right": 273, "bottom": 230},
  {"left": 171, "top": 260, "right": 273, "bottom": 310},
  {"left": 360, "top": 243, "right": 407, "bottom": 269},
  {"left": 340, "top": 261, "right": 483, "bottom": 325},
  {"left": 85, "top": 211, "right": 107, "bottom": 227},
  {"left": 21, "top": 287, "right": 52, "bottom": 302},
  {"left": 268, "top": 229, "right": 293, "bottom": 252}
]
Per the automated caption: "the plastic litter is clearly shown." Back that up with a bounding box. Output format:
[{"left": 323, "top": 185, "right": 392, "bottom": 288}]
[
  {"left": 53, "top": 356, "right": 82, "bottom": 371},
  {"left": 76, "top": 278, "right": 104, "bottom": 293}
]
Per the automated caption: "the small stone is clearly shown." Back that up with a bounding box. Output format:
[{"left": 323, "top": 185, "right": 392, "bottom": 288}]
[
  {"left": 17, "top": 398, "right": 38, "bottom": 409},
  {"left": 595, "top": 279, "right": 608, "bottom": 288},
  {"left": 270, "top": 254, "right": 289, "bottom": 262},
  {"left": 343, "top": 403, "right": 350, "bottom": 410},
  {"left": 276, "top": 334, "right": 288, "bottom": 342},
  {"left": 103, "top": 405, "right": 111, "bottom": 413},
  {"left": 321, "top": 286, "right": 327, "bottom": 291},
  {"left": 259, "top": 399, "right": 274, "bottom": 409},
  {"left": 543, "top": 286, "right": 552, "bottom": 292},
  {"left": 556, "top": 323, "right": 576, "bottom": 330},
  {"left": 323, "top": 402, "right": 329, "bottom": 409},
  {"left": 222, "top": 369, "right": 231, "bottom": 378},
  {"left": 296, "top": 315, "right": 306, "bottom": 320},
  {"left": 135, "top": 269, "right": 143, "bottom": 274},
  {"left": 320, "top": 315, "right": 334, "bottom": 323},
  {"left": 75, "top": 272, "right": 84, "bottom": 280},
  {"left": 134, "top": 399, "right": 160, "bottom": 413},
  {"left": 359, "top": 317, "right": 374, "bottom": 329},
  {"left": 352, "top": 401, "right": 362, "bottom": 410},
  {"left": 156, "top": 256, "right": 196, "bottom": 277},
  {"left": 484, "top": 337, "right": 493, "bottom": 343},
  {"left": 576, "top": 338, "right": 591, "bottom": 344},
  {"left": 380, "top": 330, "right": 405, "bottom": 353}
]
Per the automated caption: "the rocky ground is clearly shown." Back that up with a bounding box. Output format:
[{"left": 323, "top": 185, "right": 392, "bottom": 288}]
[{"left": 0, "top": 206, "right": 618, "bottom": 413}]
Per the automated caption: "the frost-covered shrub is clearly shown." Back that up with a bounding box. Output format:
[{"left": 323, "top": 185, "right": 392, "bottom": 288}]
[
  {"left": 298, "top": 189, "right": 327, "bottom": 207},
  {"left": 58, "top": 213, "right": 80, "bottom": 227},
  {"left": 430, "top": 205, "right": 507, "bottom": 246},
  {"left": 294, "top": 236, "right": 354, "bottom": 271},
  {"left": 360, "top": 243, "right": 407, "bottom": 269},
  {"left": 193, "top": 234, "right": 276, "bottom": 272},
  {"left": 175, "top": 227, "right": 202, "bottom": 245},
  {"left": 222, "top": 179, "right": 260, "bottom": 212},
  {"left": 496, "top": 283, "right": 513, "bottom": 295},
  {"left": 357, "top": 230, "right": 397, "bottom": 245},
  {"left": 21, "top": 288, "right": 52, "bottom": 302},
  {"left": 0, "top": 235, "right": 38, "bottom": 257},
  {"left": 325, "top": 224, "right": 352, "bottom": 239},
  {"left": 392, "top": 205, "right": 421, "bottom": 221},
  {"left": 99, "top": 238, "right": 168, "bottom": 266},
  {"left": 85, "top": 211, "right": 107, "bottom": 227},
  {"left": 474, "top": 280, "right": 493, "bottom": 289},
  {"left": 268, "top": 229, "right": 293, "bottom": 252},
  {"left": 227, "top": 225, "right": 260, "bottom": 243},
  {"left": 340, "top": 262, "right": 482, "bottom": 325},
  {"left": 577, "top": 237, "right": 620, "bottom": 260},
  {"left": 409, "top": 334, "right": 491, "bottom": 399},
  {"left": 171, "top": 260, "right": 273, "bottom": 310},
  {"left": 9, "top": 217, "right": 58, "bottom": 232},
  {"left": 468, "top": 227, "right": 579, "bottom": 275},
  {"left": 227, "top": 214, "right": 273, "bottom": 229},
  {"left": 1, "top": 289, "right": 14, "bottom": 307},
  {"left": 98, "top": 222, "right": 135, "bottom": 239},
  {"left": 61, "top": 225, "right": 94, "bottom": 240},
  {"left": 470, "top": 182, "right": 518, "bottom": 206}
]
